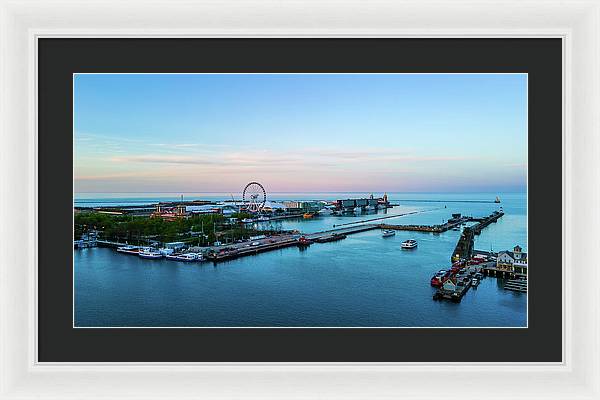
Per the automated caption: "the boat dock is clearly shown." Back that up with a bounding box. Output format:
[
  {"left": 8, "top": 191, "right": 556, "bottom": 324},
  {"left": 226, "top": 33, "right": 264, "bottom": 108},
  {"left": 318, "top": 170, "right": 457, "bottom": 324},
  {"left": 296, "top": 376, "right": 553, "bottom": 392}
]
[
  {"left": 503, "top": 278, "right": 528, "bottom": 292},
  {"left": 96, "top": 239, "right": 133, "bottom": 248},
  {"left": 434, "top": 280, "right": 472, "bottom": 302}
]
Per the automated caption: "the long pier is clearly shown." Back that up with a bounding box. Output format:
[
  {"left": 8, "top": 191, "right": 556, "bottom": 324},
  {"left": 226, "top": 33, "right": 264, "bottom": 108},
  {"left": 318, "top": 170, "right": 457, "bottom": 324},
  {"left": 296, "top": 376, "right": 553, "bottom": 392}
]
[{"left": 451, "top": 211, "right": 504, "bottom": 261}]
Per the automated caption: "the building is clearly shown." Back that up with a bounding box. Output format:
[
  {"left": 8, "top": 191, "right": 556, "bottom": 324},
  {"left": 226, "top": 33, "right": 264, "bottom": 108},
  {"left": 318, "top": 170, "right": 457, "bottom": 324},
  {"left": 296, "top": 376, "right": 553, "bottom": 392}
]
[
  {"left": 282, "top": 201, "right": 319, "bottom": 213},
  {"left": 496, "top": 245, "right": 528, "bottom": 275},
  {"left": 442, "top": 276, "right": 458, "bottom": 292},
  {"left": 150, "top": 204, "right": 187, "bottom": 221},
  {"left": 261, "top": 201, "right": 286, "bottom": 213},
  {"left": 282, "top": 201, "right": 302, "bottom": 212},
  {"left": 163, "top": 242, "right": 186, "bottom": 251}
]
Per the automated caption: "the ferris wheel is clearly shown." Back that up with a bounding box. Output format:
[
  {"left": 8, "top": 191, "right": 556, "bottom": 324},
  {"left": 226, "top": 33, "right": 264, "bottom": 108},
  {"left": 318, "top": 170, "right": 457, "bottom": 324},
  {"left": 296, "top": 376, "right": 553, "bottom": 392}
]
[{"left": 242, "top": 181, "right": 266, "bottom": 213}]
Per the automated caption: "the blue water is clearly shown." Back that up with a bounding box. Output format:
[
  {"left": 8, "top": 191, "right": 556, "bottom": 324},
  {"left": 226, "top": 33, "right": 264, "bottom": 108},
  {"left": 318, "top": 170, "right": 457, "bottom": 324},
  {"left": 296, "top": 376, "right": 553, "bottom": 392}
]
[{"left": 74, "top": 192, "right": 527, "bottom": 327}]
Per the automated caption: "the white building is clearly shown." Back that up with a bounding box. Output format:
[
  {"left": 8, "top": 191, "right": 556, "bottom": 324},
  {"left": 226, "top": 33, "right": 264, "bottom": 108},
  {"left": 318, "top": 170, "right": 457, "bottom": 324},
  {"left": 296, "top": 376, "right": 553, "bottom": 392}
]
[{"left": 496, "top": 245, "right": 528, "bottom": 275}]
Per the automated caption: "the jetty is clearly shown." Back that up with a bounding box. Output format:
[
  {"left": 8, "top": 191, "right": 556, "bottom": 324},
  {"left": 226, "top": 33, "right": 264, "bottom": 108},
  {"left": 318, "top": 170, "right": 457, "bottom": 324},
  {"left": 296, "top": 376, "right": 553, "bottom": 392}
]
[{"left": 451, "top": 211, "right": 504, "bottom": 262}]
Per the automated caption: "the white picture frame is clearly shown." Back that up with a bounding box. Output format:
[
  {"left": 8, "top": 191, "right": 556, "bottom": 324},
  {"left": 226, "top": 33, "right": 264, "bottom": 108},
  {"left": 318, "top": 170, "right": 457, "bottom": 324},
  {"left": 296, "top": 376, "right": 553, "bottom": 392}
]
[{"left": 0, "top": 0, "right": 597, "bottom": 398}]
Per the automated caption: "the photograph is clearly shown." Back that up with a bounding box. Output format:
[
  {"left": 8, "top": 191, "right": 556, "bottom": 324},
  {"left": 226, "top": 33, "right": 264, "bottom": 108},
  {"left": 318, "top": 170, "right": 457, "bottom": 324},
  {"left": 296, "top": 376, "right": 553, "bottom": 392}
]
[{"left": 73, "top": 72, "right": 528, "bottom": 328}]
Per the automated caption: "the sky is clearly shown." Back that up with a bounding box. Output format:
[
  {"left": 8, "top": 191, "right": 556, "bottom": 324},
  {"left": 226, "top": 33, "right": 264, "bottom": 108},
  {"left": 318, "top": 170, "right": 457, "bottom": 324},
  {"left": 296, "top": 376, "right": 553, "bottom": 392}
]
[{"left": 74, "top": 73, "right": 527, "bottom": 194}]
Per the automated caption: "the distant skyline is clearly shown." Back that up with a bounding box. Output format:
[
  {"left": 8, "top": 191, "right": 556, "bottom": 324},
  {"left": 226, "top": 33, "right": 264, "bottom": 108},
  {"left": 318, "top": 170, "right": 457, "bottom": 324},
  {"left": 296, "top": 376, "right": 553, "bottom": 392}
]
[{"left": 74, "top": 73, "right": 527, "bottom": 193}]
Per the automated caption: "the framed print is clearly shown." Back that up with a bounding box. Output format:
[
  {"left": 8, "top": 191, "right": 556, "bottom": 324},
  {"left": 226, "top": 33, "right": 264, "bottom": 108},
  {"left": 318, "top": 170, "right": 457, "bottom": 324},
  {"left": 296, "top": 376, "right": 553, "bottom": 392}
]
[
  {"left": 38, "top": 38, "right": 559, "bottom": 362},
  {"left": 1, "top": 0, "right": 599, "bottom": 399}
]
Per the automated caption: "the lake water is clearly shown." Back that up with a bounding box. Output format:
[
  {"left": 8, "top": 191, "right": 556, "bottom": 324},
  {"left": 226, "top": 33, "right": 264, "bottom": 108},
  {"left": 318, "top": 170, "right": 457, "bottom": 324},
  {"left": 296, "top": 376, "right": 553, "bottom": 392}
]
[{"left": 74, "top": 192, "right": 527, "bottom": 327}]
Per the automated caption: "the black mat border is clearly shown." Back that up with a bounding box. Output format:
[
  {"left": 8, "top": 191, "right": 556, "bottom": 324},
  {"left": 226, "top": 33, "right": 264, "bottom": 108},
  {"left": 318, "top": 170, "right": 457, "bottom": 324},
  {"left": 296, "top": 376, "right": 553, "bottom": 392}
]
[{"left": 38, "top": 38, "right": 562, "bottom": 362}]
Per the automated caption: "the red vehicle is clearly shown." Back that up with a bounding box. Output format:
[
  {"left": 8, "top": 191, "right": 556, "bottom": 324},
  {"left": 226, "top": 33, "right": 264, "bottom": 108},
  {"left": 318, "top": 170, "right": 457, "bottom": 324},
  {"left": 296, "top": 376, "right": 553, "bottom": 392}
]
[
  {"left": 297, "top": 236, "right": 312, "bottom": 246},
  {"left": 430, "top": 269, "right": 450, "bottom": 287}
]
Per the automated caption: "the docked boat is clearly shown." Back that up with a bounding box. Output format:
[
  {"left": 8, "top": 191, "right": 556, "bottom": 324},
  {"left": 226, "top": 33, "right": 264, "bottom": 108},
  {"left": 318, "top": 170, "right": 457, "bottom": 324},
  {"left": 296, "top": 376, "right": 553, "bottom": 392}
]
[
  {"left": 166, "top": 253, "right": 199, "bottom": 262},
  {"left": 382, "top": 230, "right": 396, "bottom": 238},
  {"left": 303, "top": 213, "right": 315, "bottom": 219},
  {"left": 318, "top": 208, "right": 333, "bottom": 215},
  {"left": 471, "top": 277, "right": 480, "bottom": 287},
  {"left": 353, "top": 206, "right": 362, "bottom": 213},
  {"left": 117, "top": 244, "right": 139, "bottom": 255},
  {"left": 257, "top": 216, "right": 270, "bottom": 222},
  {"left": 138, "top": 247, "right": 163, "bottom": 259},
  {"left": 241, "top": 218, "right": 254, "bottom": 223},
  {"left": 401, "top": 239, "right": 418, "bottom": 249}
]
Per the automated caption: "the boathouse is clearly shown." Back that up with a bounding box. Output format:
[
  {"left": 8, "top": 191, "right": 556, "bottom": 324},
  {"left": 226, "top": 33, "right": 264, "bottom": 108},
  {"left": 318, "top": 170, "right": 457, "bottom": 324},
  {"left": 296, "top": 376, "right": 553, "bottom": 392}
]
[{"left": 496, "top": 245, "right": 528, "bottom": 275}]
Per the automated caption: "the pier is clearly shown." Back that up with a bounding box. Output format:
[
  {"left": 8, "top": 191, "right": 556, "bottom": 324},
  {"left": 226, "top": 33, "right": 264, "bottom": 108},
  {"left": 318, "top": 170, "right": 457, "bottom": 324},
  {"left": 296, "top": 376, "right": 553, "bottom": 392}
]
[
  {"left": 206, "top": 237, "right": 300, "bottom": 262},
  {"left": 305, "top": 224, "right": 380, "bottom": 240},
  {"left": 451, "top": 211, "right": 504, "bottom": 262}
]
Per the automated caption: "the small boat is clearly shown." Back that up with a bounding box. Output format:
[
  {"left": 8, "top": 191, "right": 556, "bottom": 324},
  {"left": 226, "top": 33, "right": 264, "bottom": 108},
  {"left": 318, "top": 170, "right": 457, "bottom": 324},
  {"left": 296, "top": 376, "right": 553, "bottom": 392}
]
[
  {"left": 257, "top": 216, "right": 269, "bottom": 222},
  {"left": 471, "top": 278, "right": 480, "bottom": 287},
  {"left": 494, "top": 196, "right": 501, "bottom": 203},
  {"left": 138, "top": 247, "right": 163, "bottom": 259},
  {"left": 117, "top": 244, "right": 139, "bottom": 255},
  {"left": 303, "top": 213, "right": 315, "bottom": 219},
  {"left": 452, "top": 226, "right": 460, "bottom": 231},
  {"left": 353, "top": 206, "right": 362, "bottom": 213},
  {"left": 166, "top": 253, "right": 198, "bottom": 262},
  {"left": 318, "top": 208, "right": 333, "bottom": 215},
  {"left": 241, "top": 218, "right": 254, "bottom": 223},
  {"left": 382, "top": 230, "right": 396, "bottom": 237},
  {"left": 401, "top": 239, "right": 418, "bottom": 249}
]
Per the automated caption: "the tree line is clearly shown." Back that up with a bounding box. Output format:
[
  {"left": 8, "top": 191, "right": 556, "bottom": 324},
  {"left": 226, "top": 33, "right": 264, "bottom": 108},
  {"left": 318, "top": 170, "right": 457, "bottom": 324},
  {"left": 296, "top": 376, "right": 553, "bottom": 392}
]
[{"left": 74, "top": 211, "right": 269, "bottom": 245}]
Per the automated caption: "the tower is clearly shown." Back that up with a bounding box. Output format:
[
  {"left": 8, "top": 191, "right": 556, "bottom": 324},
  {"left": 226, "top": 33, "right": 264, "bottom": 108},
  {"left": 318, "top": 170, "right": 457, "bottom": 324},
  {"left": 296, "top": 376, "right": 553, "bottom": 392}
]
[{"left": 513, "top": 245, "right": 522, "bottom": 260}]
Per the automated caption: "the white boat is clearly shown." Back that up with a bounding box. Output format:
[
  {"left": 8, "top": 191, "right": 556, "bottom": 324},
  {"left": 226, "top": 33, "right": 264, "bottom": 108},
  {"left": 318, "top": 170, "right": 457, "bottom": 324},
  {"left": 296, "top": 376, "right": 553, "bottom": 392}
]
[
  {"left": 365, "top": 205, "right": 375, "bottom": 211},
  {"left": 138, "top": 247, "right": 163, "bottom": 259},
  {"left": 257, "top": 216, "right": 269, "bottom": 221},
  {"left": 382, "top": 230, "right": 396, "bottom": 237},
  {"left": 241, "top": 218, "right": 254, "bottom": 223},
  {"left": 117, "top": 244, "right": 139, "bottom": 255},
  {"left": 494, "top": 196, "right": 501, "bottom": 203},
  {"left": 166, "top": 253, "right": 198, "bottom": 262},
  {"left": 401, "top": 239, "right": 418, "bottom": 249},
  {"left": 353, "top": 206, "right": 362, "bottom": 213},
  {"left": 318, "top": 208, "right": 333, "bottom": 215}
]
